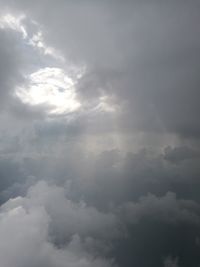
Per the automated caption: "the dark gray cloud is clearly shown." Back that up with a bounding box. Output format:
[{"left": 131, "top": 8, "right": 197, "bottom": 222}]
[
  {"left": 119, "top": 192, "right": 200, "bottom": 225},
  {"left": 0, "top": 29, "right": 22, "bottom": 107},
  {"left": 163, "top": 146, "right": 200, "bottom": 164}
]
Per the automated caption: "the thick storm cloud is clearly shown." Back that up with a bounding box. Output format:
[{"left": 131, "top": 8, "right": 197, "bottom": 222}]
[{"left": 0, "top": 1, "right": 200, "bottom": 267}]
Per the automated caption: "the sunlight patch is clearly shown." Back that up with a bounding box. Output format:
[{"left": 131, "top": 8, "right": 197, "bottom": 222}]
[{"left": 15, "top": 67, "right": 81, "bottom": 115}]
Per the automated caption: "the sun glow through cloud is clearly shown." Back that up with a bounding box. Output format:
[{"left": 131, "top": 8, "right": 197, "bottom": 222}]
[
  {"left": 15, "top": 68, "right": 81, "bottom": 115},
  {"left": 0, "top": 12, "right": 83, "bottom": 116}
]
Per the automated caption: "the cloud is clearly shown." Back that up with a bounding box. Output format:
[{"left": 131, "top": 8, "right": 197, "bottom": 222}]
[
  {"left": 0, "top": 1, "right": 200, "bottom": 267},
  {"left": 27, "top": 181, "right": 120, "bottom": 242},
  {"left": 163, "top": 256, "right": 179, "bottom": 267},
  {"left": 5, "top": 0, "right": 200, "bottom": 138},
  {"left": 0, "top": 181, "right": 117, "bottom": 267},
  {"left": 0, "top": 28, "right": 23, "bottom": 108},
  {"left": 119, "top": 192, "right": 200, "bottom": 225},
  {"left": 1, "top": 1, "right": 200, "bottom": 139},
  {"left": 163, "top": 146, "right": 200, "bottom": 164}
]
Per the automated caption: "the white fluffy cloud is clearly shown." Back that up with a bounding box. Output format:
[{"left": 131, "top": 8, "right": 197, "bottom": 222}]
[{"left": 0, "top": 181, "right": 117, "bottom": 267}]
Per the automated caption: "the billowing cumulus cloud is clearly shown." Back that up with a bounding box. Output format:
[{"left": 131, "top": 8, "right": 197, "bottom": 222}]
[{"left": 0, "top": 181, "right": 116, "bottom": 267}]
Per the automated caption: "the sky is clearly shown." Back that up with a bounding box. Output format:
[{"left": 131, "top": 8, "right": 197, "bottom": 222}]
[{"left": 0, "top": 1, "right": 200, "bottom": 267}]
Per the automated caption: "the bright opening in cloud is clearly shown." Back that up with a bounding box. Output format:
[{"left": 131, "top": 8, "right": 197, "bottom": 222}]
[{"left": 15, "top": 67, "right": 81, "bottom": 115}]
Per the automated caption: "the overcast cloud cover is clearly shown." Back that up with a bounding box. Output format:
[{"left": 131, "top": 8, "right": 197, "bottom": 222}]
[{"left": 0, "top": 1, "right": 200, "bottom": 267}]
